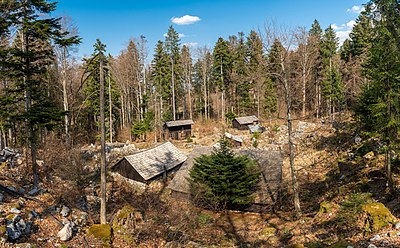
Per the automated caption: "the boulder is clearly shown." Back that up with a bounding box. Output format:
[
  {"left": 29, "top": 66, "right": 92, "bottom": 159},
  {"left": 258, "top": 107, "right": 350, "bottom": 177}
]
[
  {"left": 57, "top": 223, "right": 73, "bottom": 241},
  {"left": 6, "top": 223, "right": 22, "bottom": 240},
  {"left": 362, "top": 202, "right": 396, "bottom": 233},
  {"left": 10, "top": 208, "right": 21, "bottom": 214},
  {"left": 60, "top": 205, "right": 70, "bottom": 217}
]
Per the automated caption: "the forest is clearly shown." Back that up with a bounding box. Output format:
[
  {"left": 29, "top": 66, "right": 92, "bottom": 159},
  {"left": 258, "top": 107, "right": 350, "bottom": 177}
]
[{"left": 1, "top": 0, "right": 400, "bottom": 247}]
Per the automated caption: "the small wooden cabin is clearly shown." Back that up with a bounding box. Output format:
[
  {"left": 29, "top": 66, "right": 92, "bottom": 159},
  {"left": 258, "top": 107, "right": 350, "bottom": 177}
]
[
  {"left": 224, "top": 132, "right": 243, "bottom": 148},
  {"left": 112, "top": 142, "right": 187, "bottom": 184},
  {"left": 232, "top": 116, "right": 259, "bottom": 130},
  {"left": 164, "top": 120, "right": 194, "bottom": 140}
]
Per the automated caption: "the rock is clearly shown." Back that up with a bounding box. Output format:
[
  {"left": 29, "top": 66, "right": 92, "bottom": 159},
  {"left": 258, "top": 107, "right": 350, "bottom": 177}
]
[
  {"left": 6, "top": 186, "right": 16, "bottom": 192},
  {"left": 347, "top": 246, "right": 354, "bottom": 248},
  {"left": 369, "top": 234, "right": 381, "bottom": 241},
  {"left": 395, "top": 222, "right": 400, "bottom": 229},
  {"left": 28, "top": 210, "right": 39, "bottom": 220},
  {"left": 355, "top": 135, "right": 361, "bottom": 144},
  {"left": 60, "top": 205, "right": 70, "bottom": 217},
  {"left": 367, "top": 244, "right": 377, "bottom": 248},
  {"left": 27, "top": 188, "right": 39, "bottom": 196},
  {"left": 16, "top": 219, "right": 26, "bottom": 232},
  {"left": 6, "top": 223, "right": 21, "bottom": 240},
  {"left": 10, "top": 208, "right": 21, "bottom": 214},
  {"left": 364, "top": 151, "right": 374, "bottom": 159},
  {"left": 57, "top": 223, "right": 73, "bottom": 241},
  {"left": 0, "top": 193, "right": 3, "bottom": 202},
  {"left": 15, "top": 243, "right": 32, "bottom": 248},
  {"left": 87, "top": 224, "right": 112, "bottom": 243},
  {"left": 362, "top": 202, "right": 396, "bottom": 233}
]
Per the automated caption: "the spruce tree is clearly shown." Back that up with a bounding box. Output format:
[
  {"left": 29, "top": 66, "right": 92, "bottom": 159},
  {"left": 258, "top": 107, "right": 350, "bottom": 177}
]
[
  {"left": 0, "top": 0, "right": 80, "bottom": 188},
  {"left": 189, "top": 138, "right": 260, "bottom": 209},
  {"left": 356, "top": 0, "right": 400, "bottom": 194}
]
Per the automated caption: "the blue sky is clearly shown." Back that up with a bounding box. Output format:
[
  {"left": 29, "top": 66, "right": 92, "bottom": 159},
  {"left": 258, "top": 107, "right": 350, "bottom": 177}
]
[{"left": 53, "top": 0, "right": 367, "bottom": 60}]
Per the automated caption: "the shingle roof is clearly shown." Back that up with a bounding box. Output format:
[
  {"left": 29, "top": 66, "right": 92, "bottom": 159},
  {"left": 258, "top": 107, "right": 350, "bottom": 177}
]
[
  {"left": 167, "top": 146, "right": 213, "bottom": 194},
  {"left": 234, "top": 115, "right": 259, "bottom": 125},
  {"left": 165, "top": 119, "right": 194, "bottom": 128},
  {"left": 123, "top": 142, "right": 187, "bottom": 181},
  {"left": 224, "top": 132, "right": 243, "bottom": 143}
]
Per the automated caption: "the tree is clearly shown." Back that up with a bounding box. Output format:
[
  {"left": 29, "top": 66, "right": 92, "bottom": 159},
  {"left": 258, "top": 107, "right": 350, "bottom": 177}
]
[
  {"left": 152, "top": 40, "right": 171, "bottom": 122},
  {"left": 0, "top": 0, "right": 79, "bottom": 188},
  {"left": 321, "top": 25, "right": 343, "bottom": 118},
  {"left": 309, "top": 20, "right": 324, "bottom": 118},
  {"left": 164, "top": 25, "right": 181, "bottom": 120},
  {"left": 355, "top": 0, "right": 400, "bottom": 195},
  {"left": 189, "top": 138, "right": 260, "bottom": 209},
  {"left": 213, "top": 37, "right": 231, "bottom": 121}
]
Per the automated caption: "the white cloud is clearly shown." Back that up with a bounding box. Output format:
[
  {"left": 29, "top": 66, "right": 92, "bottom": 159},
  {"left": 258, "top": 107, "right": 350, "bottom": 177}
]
[
  {"left": 347, "top": 5, "right": 364, "bottom": 13},
  {"left": 163, "top": 33, "right": 186, "bottom": 38},
  {"left": 336, "top": 30, "right": 352, "bottom": 45},
  {"left": 183, "top": 42, "right": 198, "bottom": 47},
  {"left": 171, "top": 15, "right": 201, "bottom": 25},
  {"left": 334, "top": 19, "right": 358, "bottom": 46},
  {"left": 331, "top": 24, "right": 344, "bottom": 30},
  {"left": 346, "top": 20, "right": 356, "bottom": 28}
]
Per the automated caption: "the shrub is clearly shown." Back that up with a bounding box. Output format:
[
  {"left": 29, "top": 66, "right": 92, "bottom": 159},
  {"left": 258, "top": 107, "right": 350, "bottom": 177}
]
[{"left": 189, "top": 138, "right": 260, "bottom": 209}]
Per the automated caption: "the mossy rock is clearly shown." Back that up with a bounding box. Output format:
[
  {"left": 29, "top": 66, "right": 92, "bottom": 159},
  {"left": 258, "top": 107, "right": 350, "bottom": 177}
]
[
  {"left": 305, "top": 242, "right": 324, "bottom": 248},
  {"left": 88, "top": 224, "right": 112, "bottom": 243},
  {"left": 318, "top": 201, "right": 333, "bottom": 214},
  {"left": 287, "top": 244, "right": 305, "bottom": 248},
  {"left": 5, "top": 214, "right": 15, "bottom": 221},
  {"left": 112, "top": 205, "right": 143, "bottom": 233},
  {"left": 361, "top": 202, "right": 396, "bottom": 233},
  {"left": 259, "top": 226, "right": 277, "bottom": 238},
  {"left": 0, "top": 224, "right": 7, "bottom": 239},
  {"left": 329, "top": 240, "right": 352, "bottom": 248}
]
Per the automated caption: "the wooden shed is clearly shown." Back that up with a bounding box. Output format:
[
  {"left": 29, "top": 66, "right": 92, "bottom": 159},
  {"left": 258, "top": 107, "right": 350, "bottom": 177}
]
[
  {"left": 111, "top": 142, "right": 187, "bottom": 183},
  {"left": 232, "top": 116, "right": 259, "bottom": 130},
  {"left": 164, "top": 119, "right": 194, "bottom": 140}
]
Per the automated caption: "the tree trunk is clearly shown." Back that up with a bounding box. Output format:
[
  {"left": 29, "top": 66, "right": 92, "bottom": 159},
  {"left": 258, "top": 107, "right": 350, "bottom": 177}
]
[
  {"left": 282, "top": 63, "right": 301, "bottom": 216},
  {"left": 171, "top": 58, "right": 176, "bottom": 120},
  {"left": 108, "top": 71, "right": 113, "bottom": 143},
  {"left": 99, "top": 54, "right": 107, "bottom": 224},
  {"left": 61, "top": 47, "right": 69, "bottom": 145}
]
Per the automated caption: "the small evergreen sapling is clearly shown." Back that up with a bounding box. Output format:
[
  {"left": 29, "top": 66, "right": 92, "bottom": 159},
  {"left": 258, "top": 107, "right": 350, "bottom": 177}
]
[{"left": 189, "top": 138, "right": 260, "bottom": 209}]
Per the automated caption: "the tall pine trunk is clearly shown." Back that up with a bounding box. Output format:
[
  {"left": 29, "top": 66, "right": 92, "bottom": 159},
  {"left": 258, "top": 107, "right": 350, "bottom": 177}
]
[{"left": 99, "top": 54, "right": 107, "bottom": 224}]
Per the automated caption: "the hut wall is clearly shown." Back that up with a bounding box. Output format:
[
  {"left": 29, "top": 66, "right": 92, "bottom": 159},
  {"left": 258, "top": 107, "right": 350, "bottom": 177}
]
[
  {"left": 113, "top": 159, "right": 146, "bottom": 183},
  {"left": 165, "top": 125, "right": 192, "bottom": 140},
  {"left": 232, "top": 120, "right": 247, "bottom": 130}
]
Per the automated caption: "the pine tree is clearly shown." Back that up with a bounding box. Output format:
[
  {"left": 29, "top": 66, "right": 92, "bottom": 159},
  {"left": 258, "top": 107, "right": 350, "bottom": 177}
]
[
  {"left": 213, "top": 37, "right": 231, "bottom": 121},
  {"left": 189, "top": 138, "right": 260, "bottom": 209},
  {"left": 309, "top": 19, "right": 324, "bottom": 118},
  {"left": 0, "top": 0, "right": 79, "bottom": 188},
  {"left": 321, "top": 25, "right": 343, "bottom": 118},
  {"left": 152, "top": 40, "right": 172, "bottom": 121},
  {"left": 247, "top": 30, "right": 270, "bottom": 117},
  {"left": 356, "top": 0, "right": 400, "bottom": 195},
  {"left": 164, "top": 26, "right": 181, "bottom": 120},
  {"left": 82, "top": 39, "right": 119, "bottom": 141}
]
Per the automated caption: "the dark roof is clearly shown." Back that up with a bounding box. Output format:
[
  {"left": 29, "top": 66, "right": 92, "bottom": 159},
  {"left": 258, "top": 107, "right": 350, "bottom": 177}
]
[
  {"left": 234, "top": 115, "right": 259, "bottom": 125},
  {"left": 248, "top": 124, "right": 265, "bottom": 133},
  {"left": 118, "top": 142, "right": 187, "bottom": 181},
  {"left": 167, "top": 146, "right": 213, "bottom": 194},
  {"left": 165, "top": 119, "right": 194, "bottom": 128}
]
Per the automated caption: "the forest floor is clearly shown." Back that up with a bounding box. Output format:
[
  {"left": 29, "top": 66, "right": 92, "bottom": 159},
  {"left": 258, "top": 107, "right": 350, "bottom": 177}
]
[{"left": 1, "top": 114, "right": 400, "bottom": 247}]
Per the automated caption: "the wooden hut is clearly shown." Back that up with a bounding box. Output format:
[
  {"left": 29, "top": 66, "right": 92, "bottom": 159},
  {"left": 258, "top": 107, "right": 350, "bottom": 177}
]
[
  {"left": 232, "top": 116, "right": 259, "bottom": 130},
  {"left": 112, "top": 142, "right": 187, "bottom": 184},
  {"left": 164, "top": 120, "right": 194, "bottom": 140}
]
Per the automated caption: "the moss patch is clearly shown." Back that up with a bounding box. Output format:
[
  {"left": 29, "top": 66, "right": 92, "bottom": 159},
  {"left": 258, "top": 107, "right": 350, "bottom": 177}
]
[
  {"left": 116, "top": 205, "right": 136, "bottom": 219},
  {"left": 318, "top": 201, "right": 333, "bottom": 214},
  {"left": 362, "top": 202, "right": 396, "bottom": 233},
  {"left": 0, "top": 224, "right": 7, "bottom": 239},
  {"left": 88, "top": 224, "right": 112, "bottom": 243}
]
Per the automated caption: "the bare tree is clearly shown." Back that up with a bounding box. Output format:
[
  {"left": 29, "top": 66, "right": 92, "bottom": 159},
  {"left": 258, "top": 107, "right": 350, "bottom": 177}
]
[{"left": 262, "top": 22, "right": 302, "bottom": 216}]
